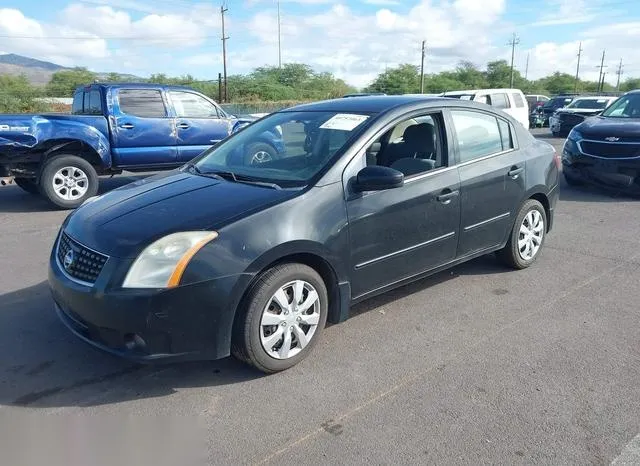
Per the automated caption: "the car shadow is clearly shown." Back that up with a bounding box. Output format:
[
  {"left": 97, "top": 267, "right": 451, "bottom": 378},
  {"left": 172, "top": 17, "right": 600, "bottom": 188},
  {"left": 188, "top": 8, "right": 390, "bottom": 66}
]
[
  {"left": 1, "top": 254, "right": 508, "bottom": 409},
  {"left": 0, "top": 174, "right": 153, "bottom": 213},
  {"left": 559, "top": 177, "right": 640, "bottom": 202}
]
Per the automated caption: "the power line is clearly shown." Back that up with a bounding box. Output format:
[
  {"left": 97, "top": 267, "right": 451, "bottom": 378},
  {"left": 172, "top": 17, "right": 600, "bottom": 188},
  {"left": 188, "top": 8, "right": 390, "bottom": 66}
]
[
  {"left": 507, "top": 33, "right": 520, "bottom": 88},
  {"left": 616, "top": 58, "right": 624, "bottom": 90},
  {"left": 420, "top": 40, "right": 426, "bottom": 93},
  {"left": 221, "top": 2, "right": 229, "bottom": 103},
  {"left": 574, "top": 41, "right": 583, "bottom": 92}
]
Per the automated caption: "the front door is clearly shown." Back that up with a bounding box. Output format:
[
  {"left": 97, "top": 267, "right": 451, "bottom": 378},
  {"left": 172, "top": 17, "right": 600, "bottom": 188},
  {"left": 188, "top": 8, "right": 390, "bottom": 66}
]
[
  {"left": 111, "top": 88, "right": 178, "bottom": 167},
  {"left": 168, "top": 90, "right": 232, "bottom": 163},
  {"left": 345, "top": 111, "right": 461, "bottom": 298},
  {"left": 448, "top": 108, "right": 527, "bottom": 256}
]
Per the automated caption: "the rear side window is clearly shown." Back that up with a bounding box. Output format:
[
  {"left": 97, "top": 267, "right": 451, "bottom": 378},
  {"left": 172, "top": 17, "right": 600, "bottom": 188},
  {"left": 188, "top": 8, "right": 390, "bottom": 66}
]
[
  {"left": 490, "top": 93, "right": 510, "bottom": 109},
  {"left": 497, "top": 118, "right": 514, "bottom": 150},
  {"left": 450, "top": 110, "right": 504, "bottom": 163},
  {"left": 512, "top": 92, "right": 525, "bottom": 108},
  {"left": 118, "top": 89, "right": 167, "bottom": 118}
]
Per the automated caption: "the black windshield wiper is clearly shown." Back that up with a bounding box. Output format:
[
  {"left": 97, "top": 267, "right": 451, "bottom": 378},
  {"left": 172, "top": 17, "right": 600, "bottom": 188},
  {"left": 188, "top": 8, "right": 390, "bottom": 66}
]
[{"left": 194, "top": 168, "right": 281, "bottom": 190}]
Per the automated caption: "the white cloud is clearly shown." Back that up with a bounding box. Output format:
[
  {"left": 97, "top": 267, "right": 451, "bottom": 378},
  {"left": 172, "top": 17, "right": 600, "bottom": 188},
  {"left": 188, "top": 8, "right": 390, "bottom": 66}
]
[{"left": 363, "top": 0, "right": 401, "bottom": 5}]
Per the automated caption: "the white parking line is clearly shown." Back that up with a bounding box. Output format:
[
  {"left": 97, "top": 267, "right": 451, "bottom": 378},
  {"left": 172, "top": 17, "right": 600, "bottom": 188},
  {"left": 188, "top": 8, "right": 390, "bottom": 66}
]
[{"left": 612, "top": 434, "right": 640, "bottom": 465}]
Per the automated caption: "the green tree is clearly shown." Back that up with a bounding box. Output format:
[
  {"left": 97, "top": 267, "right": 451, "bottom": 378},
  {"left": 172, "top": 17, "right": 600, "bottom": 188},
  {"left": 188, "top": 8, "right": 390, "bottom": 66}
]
[
  {"left": 621, "top": 78, "right": 640, "bottom": 92},
  {"left": 0, "top": 74, "right": 48, "bottom": 113},
  {"left": 47, "top": 67, "right": 97, "bottom": 97},
  {"left": 533, "top": 72, "right": 576, "bottom": 94},
  {"left": 365, "top": 64, "right": 421, "bottom": 94},
  {"left": 452, "top": 61, "right": 488, "bottom": 89}
]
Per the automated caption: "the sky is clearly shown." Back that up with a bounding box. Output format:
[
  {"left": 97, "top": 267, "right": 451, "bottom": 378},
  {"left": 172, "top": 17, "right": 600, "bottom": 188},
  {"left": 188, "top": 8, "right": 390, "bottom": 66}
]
[{"left": 0, "top": 0, "right": 639, "bottom": 89}]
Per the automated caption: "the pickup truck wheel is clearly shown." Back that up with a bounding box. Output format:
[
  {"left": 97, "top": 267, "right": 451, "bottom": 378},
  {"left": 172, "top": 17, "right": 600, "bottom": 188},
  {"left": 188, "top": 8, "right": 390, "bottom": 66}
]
[
  {"left": 244, "top": 142, "right": 276, "bottom": 165},
  {"left": 40, "top": 155, "right": 99, "bottom": 209},
  {"left": 14, "top": 178, "right": 40, "bottom": 195}
]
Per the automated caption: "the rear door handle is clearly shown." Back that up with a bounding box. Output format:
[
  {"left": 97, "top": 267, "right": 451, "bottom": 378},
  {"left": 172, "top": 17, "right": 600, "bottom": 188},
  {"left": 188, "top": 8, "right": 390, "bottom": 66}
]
[
  {"left": 508, "top": 166, "right": 524, "bottom": 178},
  {"left": 119, "top": 123, "right": 134, "bottom": 129},
  {"left": 436, "top": 189, "right": 460, "bottom": 204},
  {"left": 177, "top": 123, "right": 190, "bottom": 129}
]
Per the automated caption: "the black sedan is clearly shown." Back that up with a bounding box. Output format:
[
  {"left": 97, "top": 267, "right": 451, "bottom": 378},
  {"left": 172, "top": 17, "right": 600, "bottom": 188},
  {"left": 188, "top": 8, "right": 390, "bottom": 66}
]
[
  {"left": 562, "top": 90, "right": 640, "bottom": 195},
  {"left": 49, "top": 96, "right": 560, "bottom": 373}
]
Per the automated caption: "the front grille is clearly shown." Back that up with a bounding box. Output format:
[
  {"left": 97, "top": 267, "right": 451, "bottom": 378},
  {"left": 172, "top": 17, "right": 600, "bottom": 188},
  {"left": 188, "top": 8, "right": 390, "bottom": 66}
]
[
  {"left": 57, "top": 232, "right": 109, "bottom": 284},
  {"left": 579, "top": 141, "right": 640, "bottom": 159}
]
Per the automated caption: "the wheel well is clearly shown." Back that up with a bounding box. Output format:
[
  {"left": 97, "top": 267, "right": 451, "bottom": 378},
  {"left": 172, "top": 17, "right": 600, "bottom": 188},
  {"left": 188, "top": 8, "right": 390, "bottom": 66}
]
[
  {"left": 234, "top": 253, "right": 342, "bottom": 330},
  {"left": 42, "top": 140, "right": 104, "bottom": 172},
  {"left": 528, "top": 193, "right": 550, "bottom": 232}
]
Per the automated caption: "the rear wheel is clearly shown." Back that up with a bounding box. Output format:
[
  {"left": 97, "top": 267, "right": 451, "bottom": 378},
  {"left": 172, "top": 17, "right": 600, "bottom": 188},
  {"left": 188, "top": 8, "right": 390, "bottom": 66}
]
[
  {"left": 14, "top": 178, "right": 40, "bottom": 195},
  {"left": 497, "top": 199, "right": 547, "bottom": 270},
  {"left": 39, "top": 155, "right": 99, "bottom": 209},
  {"left": 232, "top": 263, "right": 328, "bottom": 373}
]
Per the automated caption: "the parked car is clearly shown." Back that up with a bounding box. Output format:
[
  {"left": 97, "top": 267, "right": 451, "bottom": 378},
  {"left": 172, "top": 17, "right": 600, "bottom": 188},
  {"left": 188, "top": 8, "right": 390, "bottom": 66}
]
[
  {"left": 526, "top": 94, "right": 550, "bottom": 110},
  {"left": 49, "top": 95, "right": 559, "bottom": 373},
  {"left": 549, "top": 96, "right": 617, "bottom": 137},
  {"left": 0, "top": 83, "right": 283, "bottom": 208},
  {"left": 442, "top": 88, "right": 530, "bottom": 129},
  {"left": 562, "top": 90, "right": 640, "bottom": 195},
  {"left": 533, "top": 94, "right": 577, "bottom": 127}
]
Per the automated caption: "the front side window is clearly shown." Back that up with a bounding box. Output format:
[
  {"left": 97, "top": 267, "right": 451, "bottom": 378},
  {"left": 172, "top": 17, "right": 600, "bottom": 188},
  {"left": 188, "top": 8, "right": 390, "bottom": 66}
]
[
  {"left": 118, "top": 89, "right": 167, "bottom": 118},
  {"left": 450, "top": 110, "right": 505, "bottom": 163},
  {"left": 170, "top": 91, "right": 219, "bottom": 118},
  {"left": 365, "top": 113, "right": 446, "bottom": 177},
  {"left": 193, "top": 111, "right": 373, "bottom": 187}
]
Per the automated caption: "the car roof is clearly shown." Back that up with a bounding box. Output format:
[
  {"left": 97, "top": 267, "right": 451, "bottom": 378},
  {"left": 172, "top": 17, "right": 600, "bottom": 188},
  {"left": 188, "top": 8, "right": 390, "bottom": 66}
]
[
  {"left": 78, "top": 82, "right": 196, "bottom": 92},
  {"left": 572, "top": 96, "right": 615, "bottom": 100},
  {"left": 282, "top": 95, "right": 505, "bottom": 114},
  {"left": 443, "top": 88, "right": 523, "bottom": 94}
]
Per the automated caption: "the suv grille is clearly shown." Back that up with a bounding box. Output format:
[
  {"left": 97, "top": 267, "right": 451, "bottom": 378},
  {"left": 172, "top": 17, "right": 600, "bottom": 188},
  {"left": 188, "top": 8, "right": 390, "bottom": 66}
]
[
  {"left": 579, "top": 141, "right": 640, "bottom": 159},
  {"left": 57, "top": 232, "right": 109, "bottom": 284}
]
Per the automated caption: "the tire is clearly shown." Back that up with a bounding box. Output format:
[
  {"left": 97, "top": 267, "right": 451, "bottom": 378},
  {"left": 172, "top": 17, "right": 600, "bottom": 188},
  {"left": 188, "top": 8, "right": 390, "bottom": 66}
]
[
  {"left": 14, "top": 178, "right": 40, "bottom": 195},
  {"left": 563, "top": 172, "right": 583, "bottom": 186},
  {"left": 39, "top": 155, "right": 99, "bottom": 209},
  {"left": 232, "top": 263, "right": 329, "bottom": 373},
  {"left": 497, "top": 199, "right": 547, "bottom": 270},
  {"left": 244, "top": 142, "right": 277, "bottom": 166}
]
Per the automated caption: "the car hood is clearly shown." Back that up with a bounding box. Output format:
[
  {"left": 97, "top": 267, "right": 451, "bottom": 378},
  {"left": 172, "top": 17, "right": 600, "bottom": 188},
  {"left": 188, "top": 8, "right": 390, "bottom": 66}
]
[
  {"left": 63, "top": 170, "right": 298, "bottom": 257},
  {"left": 556, "top": 108, "right": 601, "bottom": 114},
  {"left": 577, "top": 117, "right": 640, "bottom": 140}
]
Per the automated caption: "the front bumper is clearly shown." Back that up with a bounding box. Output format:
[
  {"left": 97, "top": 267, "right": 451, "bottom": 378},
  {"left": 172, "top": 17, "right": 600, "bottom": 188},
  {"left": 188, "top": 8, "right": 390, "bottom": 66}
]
[
  {"left": 48, "top": 241, "right": 250, "bottom": 363},
  {"left": 562, "top": 141, "right": 640, "bottom": 195}
]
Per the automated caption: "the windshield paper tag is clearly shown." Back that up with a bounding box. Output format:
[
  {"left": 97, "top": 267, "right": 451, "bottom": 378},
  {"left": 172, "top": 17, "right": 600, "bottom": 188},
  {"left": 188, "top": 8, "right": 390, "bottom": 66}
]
[{"left": 320, "top": 114, "right": 369, "bottom": 131}]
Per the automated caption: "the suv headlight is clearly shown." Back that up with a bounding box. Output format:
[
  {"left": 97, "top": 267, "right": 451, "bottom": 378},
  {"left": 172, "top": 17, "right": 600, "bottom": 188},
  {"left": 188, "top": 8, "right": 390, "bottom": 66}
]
[
  {"left": 122, "top": 231, "right": 218, "bottom": 289},
  {"left": 567, "top": 128, "right": 582, "bottom": 142}
]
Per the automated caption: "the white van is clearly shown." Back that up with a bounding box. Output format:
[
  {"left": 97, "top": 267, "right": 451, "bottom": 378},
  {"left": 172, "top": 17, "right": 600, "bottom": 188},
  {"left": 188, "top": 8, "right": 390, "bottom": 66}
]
[{"left": 442, "top": 88, "right": 530, "bottom": 129}]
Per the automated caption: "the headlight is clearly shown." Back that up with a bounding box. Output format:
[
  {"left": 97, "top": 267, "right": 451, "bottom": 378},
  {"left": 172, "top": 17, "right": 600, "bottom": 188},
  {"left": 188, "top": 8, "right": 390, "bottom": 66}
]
[
  {"left": 567, "top": 128, "right": 582, "bottom": 142},
  {"left": 122, "top": 231, "right": 218, "bottom": 289}
]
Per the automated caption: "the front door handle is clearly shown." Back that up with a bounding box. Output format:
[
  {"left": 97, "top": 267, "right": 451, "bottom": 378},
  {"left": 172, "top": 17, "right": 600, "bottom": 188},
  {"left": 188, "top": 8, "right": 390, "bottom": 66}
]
[
  {"left": 177, "top": 123, "right": 190, "bottom": 129},
  {"left": 436, "top": 189, "right": 460, "bottom": 204},
  {"left": 508, "top": 166, "right": 524, "bottom": 178},
  {"left": 119, "top": 123, "right": 134, "bottom": 129}
]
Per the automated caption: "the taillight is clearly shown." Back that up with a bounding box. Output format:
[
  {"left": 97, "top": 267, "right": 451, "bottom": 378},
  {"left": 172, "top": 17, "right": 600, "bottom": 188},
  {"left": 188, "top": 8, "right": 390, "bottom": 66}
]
[{"left": 553, "top": 148, "right": 561, "bottom": 169}]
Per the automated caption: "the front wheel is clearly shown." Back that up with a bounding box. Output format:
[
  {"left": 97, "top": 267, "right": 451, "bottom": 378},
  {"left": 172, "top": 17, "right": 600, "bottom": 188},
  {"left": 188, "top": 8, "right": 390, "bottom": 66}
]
[
  {"left": 39, "top": 155, "right": 99, "bottom": 209},
  {"left": 232, "top": 263, "right": 328, "bottom": 373},
  {"left": 497, "top": 199, "right": 547, "bottom": 270}
]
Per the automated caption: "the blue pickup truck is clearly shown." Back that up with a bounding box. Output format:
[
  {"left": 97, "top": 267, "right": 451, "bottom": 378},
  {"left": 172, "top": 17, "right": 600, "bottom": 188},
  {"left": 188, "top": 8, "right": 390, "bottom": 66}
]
[{"left": 0, "top": 83, "right": 284, "bottom": 208}]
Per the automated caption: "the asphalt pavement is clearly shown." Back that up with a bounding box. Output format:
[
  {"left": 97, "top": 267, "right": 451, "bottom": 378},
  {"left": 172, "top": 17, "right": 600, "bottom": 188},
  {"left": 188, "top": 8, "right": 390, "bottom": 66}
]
[{"left": 1, "top": 129, "right": 639, "bottom": 465}]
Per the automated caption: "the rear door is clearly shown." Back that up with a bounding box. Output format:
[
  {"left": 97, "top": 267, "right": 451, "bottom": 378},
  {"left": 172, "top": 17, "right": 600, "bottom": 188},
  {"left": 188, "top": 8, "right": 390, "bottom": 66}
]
[
  {"left": 168, "top": 90, "right": 232, "bottom": 163},
  {"left": 448, "top": 108, "right": 526, "bottom": 257},
  {"left": 111, "top": 88, "right": 178, "bottom": 167}
]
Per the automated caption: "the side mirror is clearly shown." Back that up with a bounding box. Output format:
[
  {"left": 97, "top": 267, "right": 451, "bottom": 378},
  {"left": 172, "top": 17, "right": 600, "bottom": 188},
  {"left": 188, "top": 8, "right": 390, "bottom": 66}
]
[{"left": 354, "top": 166, "right": 404, "bottom": 192}]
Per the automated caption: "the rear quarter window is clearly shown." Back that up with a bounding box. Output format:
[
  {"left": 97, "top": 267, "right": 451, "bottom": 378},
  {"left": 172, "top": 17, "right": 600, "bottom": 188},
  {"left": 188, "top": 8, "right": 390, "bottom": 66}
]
[
  {"left": 490, "top": 93, "right": 510, "bottom": 110},
  {"left": 512, "top": 92, "right": 526, "bottom": 108}
]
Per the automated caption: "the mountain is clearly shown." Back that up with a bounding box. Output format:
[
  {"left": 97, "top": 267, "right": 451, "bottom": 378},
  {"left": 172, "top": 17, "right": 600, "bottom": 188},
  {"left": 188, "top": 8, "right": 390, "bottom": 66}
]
[{"left": 0, "top": 54, "right": 144, "bottom": 86}]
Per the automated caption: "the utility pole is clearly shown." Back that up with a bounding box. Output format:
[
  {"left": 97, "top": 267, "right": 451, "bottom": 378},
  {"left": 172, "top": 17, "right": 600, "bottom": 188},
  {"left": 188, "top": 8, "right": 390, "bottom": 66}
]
[
  {"left": 277, "top": 0, "right": 282, "bottom": 68},
  {"left": 574, "top": 41, "right": 583, "bottom": 92},
  {"left": 601, "top": 71, "right": 607, "bottom": 92},
  {"left": 616, "top": 58, "right": 624, "bottom": 91},
  {"left": 524, "top": 52, "right": 529, "bottom": 80},
  {"left": 596, "top": 50, "right": 606, "bottom": 93},
  {"left": 420, "top": 40, "right": 426, "bottom": 93},
  {"left": 507, "top": 33, "right": 520, "bottom": 88},
  {"left": 221, "top": 2, "right": 229, "bottom": 102}
]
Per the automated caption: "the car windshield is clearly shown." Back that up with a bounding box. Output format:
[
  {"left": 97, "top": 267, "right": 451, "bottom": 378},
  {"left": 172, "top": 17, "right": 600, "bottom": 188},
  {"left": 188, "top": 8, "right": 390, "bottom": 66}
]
[
  {"left": 192, "top": 110, "right": 373, "bottom": 186},
  {"left": 544, "top": 97, "right": 572, "bottom": 109},
  {"left": 567, "top": 99, "right": 610, "bottom": 109},
  {"left": 600, "top": 94, "right": 640, "bottom": 118}
]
